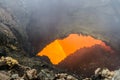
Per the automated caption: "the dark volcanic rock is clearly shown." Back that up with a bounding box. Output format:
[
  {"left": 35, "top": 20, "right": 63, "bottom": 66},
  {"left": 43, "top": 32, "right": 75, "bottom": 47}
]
[
  {"left": 0, "top": 3, "right": 33, "bottom": 56},
  {"left": 58, "top": 45, "right": 120, "bottom": 77},
  {"left": 0, "top": 7, "right": 20, "bottom": 56},
  {"left": 0, "top": 57, "right": 79, "bottom": 80},
  {"left": 0, "top": 57, "right": 118, "bottom": 80},
  {"left": 37, "top": 69, "right": 55, "bottom": 80}
]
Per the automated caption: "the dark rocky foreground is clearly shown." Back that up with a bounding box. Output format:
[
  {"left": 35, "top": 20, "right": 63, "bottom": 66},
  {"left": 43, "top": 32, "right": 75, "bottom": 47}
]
[
  {"left": 0, "top": 56, "right": 78, "bottom": 80},
  {"left": 0, "top": 56, "right": 120, "bottom": 80}
]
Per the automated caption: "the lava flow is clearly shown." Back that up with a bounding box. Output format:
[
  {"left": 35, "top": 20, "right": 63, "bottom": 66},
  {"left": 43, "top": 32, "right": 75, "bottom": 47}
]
[{"left": 37, "top": 34, "right": 113, "bottom": 64}]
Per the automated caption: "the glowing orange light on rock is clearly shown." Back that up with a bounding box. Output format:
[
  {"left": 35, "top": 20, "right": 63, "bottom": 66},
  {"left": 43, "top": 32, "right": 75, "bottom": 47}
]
[{"left": 37, "top": 34, "right": 112, "bottom": 64}]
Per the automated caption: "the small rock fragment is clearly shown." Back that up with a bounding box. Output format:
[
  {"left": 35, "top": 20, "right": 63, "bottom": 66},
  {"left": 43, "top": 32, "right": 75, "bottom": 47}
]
[
  {"left": 0, "top": 72, "right": 10, "bottom": 80},
  {"left": 94, "top": 68, "right": 115, "bottom": 80},
  {"left": 26, "top": 69, "right": 37, "bottom": 79},
  {"left": 11, "top": 74, "right": 19, "bottom": 79}
]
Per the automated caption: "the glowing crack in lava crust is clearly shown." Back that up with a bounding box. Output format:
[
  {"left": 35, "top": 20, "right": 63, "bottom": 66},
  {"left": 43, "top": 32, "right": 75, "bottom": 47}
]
[{"left": 37, "top": 34, "right": 112, "bottom": 64}]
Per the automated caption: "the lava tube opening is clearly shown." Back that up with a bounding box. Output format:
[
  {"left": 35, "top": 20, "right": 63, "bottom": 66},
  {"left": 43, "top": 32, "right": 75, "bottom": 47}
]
[{"left": 37, "top": 34, "right": 112, "bottom": 65}]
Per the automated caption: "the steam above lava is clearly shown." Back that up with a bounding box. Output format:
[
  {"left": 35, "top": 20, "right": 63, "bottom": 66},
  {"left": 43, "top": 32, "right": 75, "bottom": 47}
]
[{"left": 37, "top": 34, "right": 112, "bottom": 64}]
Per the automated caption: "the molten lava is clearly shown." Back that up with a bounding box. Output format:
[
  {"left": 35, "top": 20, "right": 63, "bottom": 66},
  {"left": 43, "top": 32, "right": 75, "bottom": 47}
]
[{"left": 37, "top": 34, "right": 112, "bottom": 64}]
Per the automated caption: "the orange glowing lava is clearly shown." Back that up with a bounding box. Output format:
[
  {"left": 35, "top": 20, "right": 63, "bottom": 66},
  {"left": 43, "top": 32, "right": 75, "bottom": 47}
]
[{"left": 37, "top": 34, "right": 112, "bottom": 64}]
